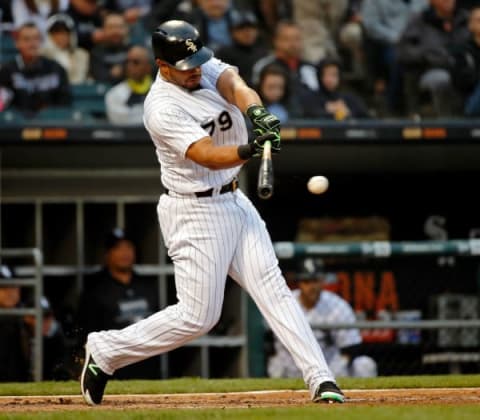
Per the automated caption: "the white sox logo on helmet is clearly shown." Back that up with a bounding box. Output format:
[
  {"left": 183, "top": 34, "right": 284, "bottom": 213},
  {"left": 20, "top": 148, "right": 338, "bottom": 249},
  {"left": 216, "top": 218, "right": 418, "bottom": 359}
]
[{"left": 185, "top": 39, "right": 198, "bottom": 52}]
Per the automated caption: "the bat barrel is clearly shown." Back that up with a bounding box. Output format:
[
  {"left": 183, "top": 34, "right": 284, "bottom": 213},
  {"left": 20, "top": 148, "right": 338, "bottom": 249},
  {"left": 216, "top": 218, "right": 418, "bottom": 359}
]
[{"left": 257, "top": 140, "right": 273, "bottom": 199}]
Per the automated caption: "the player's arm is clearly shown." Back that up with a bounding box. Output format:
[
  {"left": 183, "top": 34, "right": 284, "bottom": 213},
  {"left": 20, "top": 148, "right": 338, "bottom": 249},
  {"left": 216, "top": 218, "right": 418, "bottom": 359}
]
[
  {"left": 186, "top": 136, "right": 250, "bottom": 169},
  {"left": 186, "top": 132, "right": 278, "bottom": 169},
  {"left": 217, "top": 68, "right": 281, "bottom": 153},
  {"left": 216, "top": 68, "right": 262, "bottom": 114}
]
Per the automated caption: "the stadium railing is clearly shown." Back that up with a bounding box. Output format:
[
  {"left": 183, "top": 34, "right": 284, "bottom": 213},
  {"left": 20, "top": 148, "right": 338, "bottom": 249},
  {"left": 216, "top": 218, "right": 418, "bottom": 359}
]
[{"left": 0, "top": 248, "right": 43, "bottom": 381}]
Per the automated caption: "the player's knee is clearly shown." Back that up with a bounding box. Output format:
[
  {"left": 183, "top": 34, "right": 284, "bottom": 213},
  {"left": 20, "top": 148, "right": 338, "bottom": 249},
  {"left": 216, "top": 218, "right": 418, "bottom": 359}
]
[
  {"left": 351, "top": 356, "right": 378, "bottom": 377},
  {"left": 180, "top": 307, "right": 222, "bottom": 335}
]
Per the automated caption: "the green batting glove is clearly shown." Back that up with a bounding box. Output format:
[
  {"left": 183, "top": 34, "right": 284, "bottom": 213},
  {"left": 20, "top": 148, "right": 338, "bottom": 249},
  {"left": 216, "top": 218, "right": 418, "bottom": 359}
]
[
  {"left": 246, "top": 104, "right": 281, "bottom": 137},
  {"left": 251, "top": 132, "right": 281, "bottom": 156}
]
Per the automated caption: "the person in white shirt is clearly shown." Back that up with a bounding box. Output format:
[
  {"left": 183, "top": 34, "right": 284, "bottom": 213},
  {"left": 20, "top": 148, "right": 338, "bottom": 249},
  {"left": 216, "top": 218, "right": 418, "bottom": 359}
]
[
  {"left": 105, "top": 45, "right": 153, "bottom": 125},
  {"left": 268, "top": 257, "right": 378, "bottom": 378}
]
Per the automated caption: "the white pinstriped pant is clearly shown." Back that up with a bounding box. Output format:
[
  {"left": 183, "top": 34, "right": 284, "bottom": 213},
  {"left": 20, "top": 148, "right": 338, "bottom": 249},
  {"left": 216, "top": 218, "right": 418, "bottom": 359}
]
[{"left": 88, "top": 189, "right": 334, "bottom": 396}]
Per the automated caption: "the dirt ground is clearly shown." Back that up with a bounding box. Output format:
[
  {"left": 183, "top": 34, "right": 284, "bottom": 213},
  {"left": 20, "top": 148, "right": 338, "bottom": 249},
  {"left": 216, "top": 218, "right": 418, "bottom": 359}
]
[{"left": 0, "top": 388, "right": 479, "bottom": 412}]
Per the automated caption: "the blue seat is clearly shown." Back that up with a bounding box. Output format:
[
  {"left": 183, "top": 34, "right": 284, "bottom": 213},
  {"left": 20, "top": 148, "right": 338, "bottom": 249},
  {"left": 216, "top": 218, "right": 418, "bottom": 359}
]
[
  {"left": 0, "top": 31, "right": 17, "bottom": 63},
  {"left": 72, "top": 82, "right": 110, "bottom": 119},
  {"left": 33, "top": 107, "right": 95, "bottom": 122},
  {"left": 0, "top": 110, "right": 25, "bottom": 123}
]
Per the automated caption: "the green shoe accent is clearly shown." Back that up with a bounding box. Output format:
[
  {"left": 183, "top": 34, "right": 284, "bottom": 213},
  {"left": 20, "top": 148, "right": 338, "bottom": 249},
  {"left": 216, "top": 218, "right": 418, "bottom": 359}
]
[
  {"left": 88, "top": 363, "right": 100, "bottom": 376},
  {"left": 321, "top": 392, "right": 345, "bottom": 403}
]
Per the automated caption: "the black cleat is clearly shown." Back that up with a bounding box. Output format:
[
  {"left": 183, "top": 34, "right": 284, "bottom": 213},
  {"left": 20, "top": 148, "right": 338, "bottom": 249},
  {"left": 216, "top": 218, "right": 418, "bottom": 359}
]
[
  {"left": 80, "top": 347, "right": 111, "bottom": 405},
  {"left": 313, "top": 381, "right": 345, "bottom": 404}
]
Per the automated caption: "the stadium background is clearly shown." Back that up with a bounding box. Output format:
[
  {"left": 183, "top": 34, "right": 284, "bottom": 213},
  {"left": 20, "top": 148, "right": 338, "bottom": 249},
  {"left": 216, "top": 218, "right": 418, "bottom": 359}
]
[{"left": 2, "top": 120, "right": 480, "bottom": 380}]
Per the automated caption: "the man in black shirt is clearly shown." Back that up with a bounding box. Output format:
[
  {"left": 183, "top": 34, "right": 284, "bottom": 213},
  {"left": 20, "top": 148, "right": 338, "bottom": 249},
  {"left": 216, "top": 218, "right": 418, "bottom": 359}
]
[
  {"left": 76, "top": 228, "right": 158, "bottom": 379},
  {"left": 0, "top": 22, "right": 71, "bottom": 116}
]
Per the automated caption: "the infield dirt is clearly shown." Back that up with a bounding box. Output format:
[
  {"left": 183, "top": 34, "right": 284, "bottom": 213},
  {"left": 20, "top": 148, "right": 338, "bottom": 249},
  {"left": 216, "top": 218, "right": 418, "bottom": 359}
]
[{"left": 1, "top": 388, "right": 479, "bottom": 412}]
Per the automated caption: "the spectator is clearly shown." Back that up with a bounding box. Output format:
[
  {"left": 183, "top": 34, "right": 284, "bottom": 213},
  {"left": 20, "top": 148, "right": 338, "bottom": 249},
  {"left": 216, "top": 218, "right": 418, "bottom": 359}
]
[
  {"left": 76, "top": 228, "right": 158, "bottom": 378},
  {"left": 0, "top": 22, "right": 72, "bottom": 116},
  {"left": 22, "top": 295, "right": 69, "bottom": 380},
  {"left": 0, "top": 265, "right": 29, "bottom": 382},
  {"left": 256, "top": 64, "right": 300, "bottom": 122},
  {"left": 102, "top": 0, "right": 152, "bottom": 45},
  {"left": 216, "top": 9, "right": 269, "bottom": 86},
  {"left": 397, "top": 0, "right": 470, "bottom": 117},
  {"left": 251, "top": 20, "right": 320, "bottom": 99},
  {"left": 451, "top": 6, "right": 480, "bottom": 116},
  {"left": 267, "top": 258, "right": 377, "bottom": 378},
  {"left": 185, "top": 0, "right": 234, "bottom": 52},
  {"left": 89, "top": 13, "right": 130, "bottom": 84},
  {"left": 291, "top": 0, "right": 363, "bottom": 69},
  {"left": 103, "top": 0, "right": 152, "bottom": 24},
  {"left": 105, "top": 45, "right": 152, "bottom": 125},
  {"left": 361, "top": 0, "right": 428, "bottom": 115},
  {"left": 41, "top": 14, "right": 90, "bottom": 84},
  {"left": 67, "top": 0, "right": 105, "bottom": 51},
  {"left": 235, "top": 0, "right": 292, "bottom": 38},
  {"left": 303, "top": 58, "right": 370, "bottom": 120},
  {"left": 12, "top": 0, "right": 69, "bottom": 36},
  {"left": 0, "top": 266, "right": 67, "bottom": 381},
  {"left": 148, "top": 0, "right": 194, "bottom": 31}
]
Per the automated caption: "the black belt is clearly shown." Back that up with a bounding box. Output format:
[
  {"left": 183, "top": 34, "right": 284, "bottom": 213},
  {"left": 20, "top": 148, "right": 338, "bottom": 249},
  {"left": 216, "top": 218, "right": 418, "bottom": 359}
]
[{"left": 165, "top": 178, "right": 238, "bottom": 198}]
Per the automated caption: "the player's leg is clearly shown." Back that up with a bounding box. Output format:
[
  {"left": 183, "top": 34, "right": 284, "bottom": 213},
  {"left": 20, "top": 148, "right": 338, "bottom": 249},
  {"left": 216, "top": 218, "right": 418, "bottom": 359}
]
[
  {"left": 82, "top": 195, "right": 240, "bottom": 404},
  {"left": 228, "top": 191, "right": 344, "bottom": 402}
]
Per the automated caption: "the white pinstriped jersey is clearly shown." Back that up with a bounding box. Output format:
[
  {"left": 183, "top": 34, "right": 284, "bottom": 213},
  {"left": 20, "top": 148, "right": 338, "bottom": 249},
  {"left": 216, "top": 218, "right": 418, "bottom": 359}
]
[
  {"left": 87, "top": 55, "right": 339, "bottom": 397},
  {"left": 143, "top": 57, "right": 248, "bottom": 193},
  {"left": 268, "top": 290, "right": 362, "bottom": 377}
]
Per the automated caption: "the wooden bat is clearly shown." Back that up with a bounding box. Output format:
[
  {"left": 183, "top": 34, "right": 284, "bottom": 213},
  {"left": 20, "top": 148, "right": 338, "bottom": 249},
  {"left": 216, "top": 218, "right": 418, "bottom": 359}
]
[{"left": 257, "top": 140, "right": 273, "bottom": 199}]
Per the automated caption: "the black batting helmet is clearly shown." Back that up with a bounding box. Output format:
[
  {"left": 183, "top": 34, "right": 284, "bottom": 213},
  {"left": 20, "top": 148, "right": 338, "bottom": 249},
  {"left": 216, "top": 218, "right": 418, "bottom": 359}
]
[
  {"left": 152, "top": 20, "right": 213, "bottom": 70},
  {"left": 296, "top": 257, "right": 325, "bottom": 281}
]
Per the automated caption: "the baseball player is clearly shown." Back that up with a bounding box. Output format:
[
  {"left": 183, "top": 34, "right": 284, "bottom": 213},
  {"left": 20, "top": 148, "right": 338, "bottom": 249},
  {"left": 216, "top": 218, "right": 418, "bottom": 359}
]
[
  {"left": 80, "top": 20, "right": 344, "bottom": 405},
  {"left": 268, "top": 258, "right": 378, "bottom": 378}
]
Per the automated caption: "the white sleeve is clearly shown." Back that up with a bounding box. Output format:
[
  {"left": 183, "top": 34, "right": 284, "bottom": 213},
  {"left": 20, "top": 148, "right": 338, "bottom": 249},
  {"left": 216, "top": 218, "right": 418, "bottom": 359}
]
[
  {"left": 146, "top": 106, "right": 209, "bottom": 158},
  {"left": 105, "top": 84, "right": 131, "bottom": 125},
  {"left": 200, "top": 57, "right": 236, "bottom": 91}
]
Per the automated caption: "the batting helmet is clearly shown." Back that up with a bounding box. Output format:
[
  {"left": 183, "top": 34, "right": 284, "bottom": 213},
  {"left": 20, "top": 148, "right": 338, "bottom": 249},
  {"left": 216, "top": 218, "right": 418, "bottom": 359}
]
[
  {"left": 296, "top": 257, "right": 325, "bottom": 281},
  {"left": 151, "top": 20, "right": 213, "bottom": 70}
]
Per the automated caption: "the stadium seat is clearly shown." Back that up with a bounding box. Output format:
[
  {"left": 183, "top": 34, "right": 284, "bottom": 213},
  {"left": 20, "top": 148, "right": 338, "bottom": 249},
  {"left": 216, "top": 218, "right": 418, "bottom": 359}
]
[
  {"left": 33, "top": 107, "right": 95, "bottom": 122},
  {"left": 0, "top": 110, "right": 25, "bottom": 123},
  {"left": 0, "top": 30, "right": 17, "bottom": 63},
  {"left": 72, "top": 82, "right": 111, "bottom": 120}
]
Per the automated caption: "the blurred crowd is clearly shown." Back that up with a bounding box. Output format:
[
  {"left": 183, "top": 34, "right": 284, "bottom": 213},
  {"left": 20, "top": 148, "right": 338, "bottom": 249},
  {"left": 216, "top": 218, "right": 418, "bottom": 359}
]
[{"left": 1, "top": 0, "right": 480, "bottom": 122}]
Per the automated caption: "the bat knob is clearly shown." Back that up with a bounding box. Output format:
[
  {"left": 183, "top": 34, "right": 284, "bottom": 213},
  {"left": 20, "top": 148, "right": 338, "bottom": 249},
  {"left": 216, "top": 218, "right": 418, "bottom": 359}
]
[{"left": 258, "top": 186, "right": 273, "bottom": 200}]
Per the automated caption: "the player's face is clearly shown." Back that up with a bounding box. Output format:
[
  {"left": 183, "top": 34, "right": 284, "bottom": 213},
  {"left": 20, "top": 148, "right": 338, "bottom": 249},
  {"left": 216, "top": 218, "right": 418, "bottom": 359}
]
[
  {"left": 162, "top": 64, "right": 202, "bottom": 90},
  {"left": 298, "top": 279, "right": 323, "bottom": 307},
  {"left": 106, "top": 240, "right": 136, "bottom": 272}
]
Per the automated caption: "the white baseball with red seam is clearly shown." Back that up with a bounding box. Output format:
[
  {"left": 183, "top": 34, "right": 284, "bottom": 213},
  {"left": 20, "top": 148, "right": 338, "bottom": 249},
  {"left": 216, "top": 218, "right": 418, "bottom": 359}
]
[{"left": 307, "top": 176, "right": 329, "bottom": 194}]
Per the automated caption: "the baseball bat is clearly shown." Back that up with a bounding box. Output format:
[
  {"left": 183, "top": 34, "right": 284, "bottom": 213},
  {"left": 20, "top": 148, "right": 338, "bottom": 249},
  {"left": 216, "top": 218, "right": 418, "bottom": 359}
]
[{"left": 257, "top": 140, "right": 273, "bottom": 199}]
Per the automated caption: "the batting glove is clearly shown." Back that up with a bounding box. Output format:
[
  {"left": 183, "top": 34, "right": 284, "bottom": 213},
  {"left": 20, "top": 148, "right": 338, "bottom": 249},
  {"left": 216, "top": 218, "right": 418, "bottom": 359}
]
[
  {"left": 246, "top": 104, "right": 281, "bottom": 137},
  {"left": 251, "top": 132, "right": 281, "bottom": 156}
]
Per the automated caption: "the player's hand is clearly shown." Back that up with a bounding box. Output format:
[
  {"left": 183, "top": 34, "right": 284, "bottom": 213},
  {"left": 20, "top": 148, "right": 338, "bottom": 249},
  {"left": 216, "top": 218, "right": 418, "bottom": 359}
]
[
  {"left": 246, "top": 105, "right": 281, "bottom": 137},
  {"left": 251, "top": 132, "right": 281, "bottom": 156}
]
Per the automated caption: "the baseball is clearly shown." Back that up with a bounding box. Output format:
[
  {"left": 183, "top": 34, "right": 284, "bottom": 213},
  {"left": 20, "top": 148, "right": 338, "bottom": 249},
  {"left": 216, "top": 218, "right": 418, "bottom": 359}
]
[{"left": 307, "top": 176, "right": 329, "bottom": 194}]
